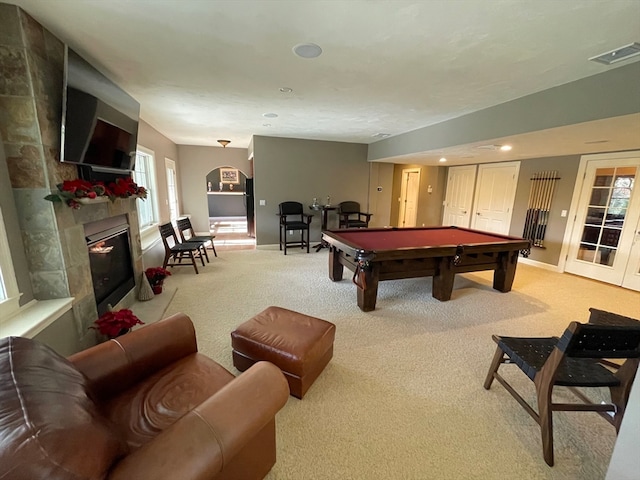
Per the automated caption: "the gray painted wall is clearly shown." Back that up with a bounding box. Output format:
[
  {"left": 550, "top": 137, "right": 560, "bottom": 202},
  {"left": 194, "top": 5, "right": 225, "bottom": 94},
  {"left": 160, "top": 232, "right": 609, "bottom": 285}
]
[
  {"left": 369, "top": 62, "right": 640, "bottom": 161},
  {"left": 252, "top": 136, "right": 370, "bottom": 245},
  {"left": 137, "top": 120, "right": 179, "bottom": 226},
  {"left": 176, "top": 145, "right": 252, "bottom": 234},
  {"left": 389, "top": 164, "right": 447, "bottom": 227},
  {"left": 509, "top": 155, "right": 581, "bottom": 265}
]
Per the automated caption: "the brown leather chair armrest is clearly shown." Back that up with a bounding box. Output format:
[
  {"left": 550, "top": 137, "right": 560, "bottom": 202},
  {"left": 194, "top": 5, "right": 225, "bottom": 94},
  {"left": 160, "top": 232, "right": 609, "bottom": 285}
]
[
  {"left": 107, "top": 361, "right": 289, "bottom": 480},
  {"left": 68, "top": 313, "right": 198, "bottom": 399}
]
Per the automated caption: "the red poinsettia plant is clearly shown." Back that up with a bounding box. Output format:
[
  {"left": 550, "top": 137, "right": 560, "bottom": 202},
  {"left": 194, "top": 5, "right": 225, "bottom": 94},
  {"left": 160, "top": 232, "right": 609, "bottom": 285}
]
[
  {"left": 92, "top": 308, "right": 144, "bottom": 338},
  {"left": 44, "top": 177, "right": 147, "bottom": 209},
  {"left": 145, "top": 267, "right": 172, "bottom": 287}
]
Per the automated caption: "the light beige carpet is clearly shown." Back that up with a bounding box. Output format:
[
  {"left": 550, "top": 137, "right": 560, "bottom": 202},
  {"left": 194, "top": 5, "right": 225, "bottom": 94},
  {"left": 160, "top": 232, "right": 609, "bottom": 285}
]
[{"left": 159, "top": 246, "right": 640, "bottom": 480}]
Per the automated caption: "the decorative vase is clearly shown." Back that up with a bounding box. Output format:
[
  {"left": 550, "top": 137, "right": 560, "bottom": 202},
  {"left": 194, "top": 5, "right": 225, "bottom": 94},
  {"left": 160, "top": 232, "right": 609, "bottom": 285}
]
[{"left": 152, "top": 284, "right": 163, "bottom": 294}]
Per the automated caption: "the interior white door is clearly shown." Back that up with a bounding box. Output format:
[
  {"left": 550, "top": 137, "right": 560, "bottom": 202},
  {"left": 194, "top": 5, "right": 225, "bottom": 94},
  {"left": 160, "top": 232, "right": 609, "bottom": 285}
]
[
  {"left": 442, "top": 165, "right": 477, "bottom": 227},
  {"left": 471, "top": 162, "right": 520, "bottom": 234},
  {"left": 399, "top": 169, "right": 420, "bottom": 227},
  {"left": 622, "top": 215, "right": 640, "bottom": 290},
  {"left": 565, "top": 157, "right": 640, "bottom": 288}
]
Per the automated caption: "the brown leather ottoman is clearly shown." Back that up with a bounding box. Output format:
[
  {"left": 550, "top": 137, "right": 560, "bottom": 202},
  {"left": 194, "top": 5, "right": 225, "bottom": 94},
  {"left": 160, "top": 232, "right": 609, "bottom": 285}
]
[{"left": 231, "top": 306, "right": 336, "bottom": 399}]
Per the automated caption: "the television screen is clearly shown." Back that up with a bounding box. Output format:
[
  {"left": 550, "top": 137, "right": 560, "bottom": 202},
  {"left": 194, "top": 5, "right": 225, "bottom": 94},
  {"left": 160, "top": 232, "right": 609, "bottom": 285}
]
[{"left": 61, "top": 47, "right": 140, "bottom": 174}]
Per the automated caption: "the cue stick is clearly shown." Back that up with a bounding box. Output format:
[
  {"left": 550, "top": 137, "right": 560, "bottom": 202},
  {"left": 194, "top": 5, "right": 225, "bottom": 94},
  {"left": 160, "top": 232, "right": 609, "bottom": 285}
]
[
  {"left": 523, "top": 172, "right": 538, "bottom": 242},
  {"left": 536, "top": 171, "right": 552, "bottom": 246},
  {"left": 539, "top": 170, "right": 559, "bottom": 246}
]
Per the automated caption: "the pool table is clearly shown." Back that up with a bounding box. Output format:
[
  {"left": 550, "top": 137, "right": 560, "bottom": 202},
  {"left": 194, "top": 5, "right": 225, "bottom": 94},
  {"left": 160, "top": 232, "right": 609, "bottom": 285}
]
[{"left": 322, "top": 226, "right": 531, "bottom": 311}]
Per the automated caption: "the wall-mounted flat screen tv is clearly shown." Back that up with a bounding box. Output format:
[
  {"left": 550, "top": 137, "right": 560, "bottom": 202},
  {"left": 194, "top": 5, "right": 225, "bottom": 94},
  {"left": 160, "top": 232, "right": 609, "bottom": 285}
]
[{"left": 61, "top": 47, "right": 140, "bottom": 175}]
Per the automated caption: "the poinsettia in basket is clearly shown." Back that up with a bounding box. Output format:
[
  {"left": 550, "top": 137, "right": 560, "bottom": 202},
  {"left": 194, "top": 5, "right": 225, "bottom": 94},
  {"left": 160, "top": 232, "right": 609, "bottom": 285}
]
[
  {"left": 92, "top": 308, "right": 144, "bottom": 338},
  {"left": 44, "top": 178, "right": 147, "bottom": 209},
  {"left": 145, "top": 267, "right": 172, "bottom": 294}
]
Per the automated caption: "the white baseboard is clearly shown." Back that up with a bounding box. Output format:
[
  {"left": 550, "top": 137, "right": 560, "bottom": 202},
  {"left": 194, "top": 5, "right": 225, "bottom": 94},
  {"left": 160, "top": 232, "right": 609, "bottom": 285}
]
[{"left": 519, "top": 256, "right": 562, "bottom": 272}]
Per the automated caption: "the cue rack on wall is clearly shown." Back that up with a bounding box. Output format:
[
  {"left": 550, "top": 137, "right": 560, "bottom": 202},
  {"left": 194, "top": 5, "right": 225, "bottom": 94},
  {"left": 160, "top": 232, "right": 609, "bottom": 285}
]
[{"left": 522, "top": 171, "right": 560, "bottom": 249}]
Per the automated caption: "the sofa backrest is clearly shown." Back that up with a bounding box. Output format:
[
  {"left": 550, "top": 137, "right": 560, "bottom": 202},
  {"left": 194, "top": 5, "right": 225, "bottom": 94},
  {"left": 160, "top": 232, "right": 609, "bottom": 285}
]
[{"left": 0, "top": 336, "right": 127, "bottom": 479}]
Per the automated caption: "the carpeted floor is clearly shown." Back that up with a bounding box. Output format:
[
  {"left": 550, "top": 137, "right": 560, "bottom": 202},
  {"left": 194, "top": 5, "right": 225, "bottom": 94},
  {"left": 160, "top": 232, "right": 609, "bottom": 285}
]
[{"left": 156, "top": 246, "right": 639, "bottom": 480}]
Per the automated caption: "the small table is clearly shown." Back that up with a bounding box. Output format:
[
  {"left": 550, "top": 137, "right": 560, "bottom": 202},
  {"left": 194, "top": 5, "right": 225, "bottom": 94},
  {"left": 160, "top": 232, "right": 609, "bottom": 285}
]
[
  {"left": 309, "top": 204, "right": 336, "bottom": 251},
  {"left": 322, "top": 226, "right": 531, "bottom": 311}
]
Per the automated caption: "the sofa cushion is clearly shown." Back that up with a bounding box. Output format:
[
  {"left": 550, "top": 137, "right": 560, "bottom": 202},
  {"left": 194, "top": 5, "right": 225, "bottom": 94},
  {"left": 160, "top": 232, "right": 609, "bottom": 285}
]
[
  {"left": 104, "top": 353, "right": 235, "bottom": 449},
  {"left": 0, "top": 336, "right": 127, "bottom": 480}
]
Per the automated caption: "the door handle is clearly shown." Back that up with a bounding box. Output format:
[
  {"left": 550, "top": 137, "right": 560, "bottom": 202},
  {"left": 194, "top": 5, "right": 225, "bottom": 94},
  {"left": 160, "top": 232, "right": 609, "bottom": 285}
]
[
  {"left": 476, "top": 212, "right": 481, "bottom": 216},
  {"left": 461, "top": 210, "right": 467, "bottom": 214}
]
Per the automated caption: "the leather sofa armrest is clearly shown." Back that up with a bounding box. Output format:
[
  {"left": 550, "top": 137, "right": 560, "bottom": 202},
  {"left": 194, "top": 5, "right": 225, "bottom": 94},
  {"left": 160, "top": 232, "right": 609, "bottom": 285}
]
[
  {"left": 107, "top": 361, "right": 289, "bottom": 480},
  {"left": 68, "top": 313, "right": 198, "bottom": 399}
]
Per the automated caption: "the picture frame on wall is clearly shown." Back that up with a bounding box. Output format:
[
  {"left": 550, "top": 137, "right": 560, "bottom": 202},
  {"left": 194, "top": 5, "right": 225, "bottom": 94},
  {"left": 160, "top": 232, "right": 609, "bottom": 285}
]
[
  {"left": 220, "top": 168, "right": 240, "bottom": 184},
  {"left": 220, "top": 167, "right": 240, "bottom": 184}
]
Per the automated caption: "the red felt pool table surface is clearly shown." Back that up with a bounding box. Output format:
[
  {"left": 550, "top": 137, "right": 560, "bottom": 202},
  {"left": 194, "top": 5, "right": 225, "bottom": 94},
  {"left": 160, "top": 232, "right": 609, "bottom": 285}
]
[
  {"left": 331, "top": 227, "right": 513, "bottom": 251},
  {"left": 322, "top": 226, "right": 531, "bottom": 311}
]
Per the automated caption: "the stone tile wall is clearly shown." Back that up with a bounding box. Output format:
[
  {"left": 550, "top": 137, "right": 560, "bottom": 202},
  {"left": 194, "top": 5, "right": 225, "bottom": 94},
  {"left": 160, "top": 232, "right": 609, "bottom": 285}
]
[{"left": 0, "top": 4, "right": 143, "bottom": 349}]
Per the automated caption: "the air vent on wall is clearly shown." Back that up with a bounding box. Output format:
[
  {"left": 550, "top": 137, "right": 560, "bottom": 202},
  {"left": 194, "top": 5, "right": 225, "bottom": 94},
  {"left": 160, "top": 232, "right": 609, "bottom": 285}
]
[{"left": 589, "top": 42, "right": 640, "bottom": 65}]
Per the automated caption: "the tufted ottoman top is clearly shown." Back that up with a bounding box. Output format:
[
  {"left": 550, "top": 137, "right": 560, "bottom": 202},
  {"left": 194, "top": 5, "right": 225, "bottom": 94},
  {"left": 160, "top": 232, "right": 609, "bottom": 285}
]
[{"left": 231, "top": 306, "right": 335, "bottom": 376}]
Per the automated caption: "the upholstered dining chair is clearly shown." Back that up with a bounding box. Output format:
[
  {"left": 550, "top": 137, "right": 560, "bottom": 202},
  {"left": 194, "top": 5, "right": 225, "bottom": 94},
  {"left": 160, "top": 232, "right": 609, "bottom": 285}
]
[
  {"left": 337, "top": 201, "right": 372, "bottom": 228},
  {"left": 278, "top": 201, "right": 313, "bottom": 255},
  {"left": 176, "top": 217, "right": 217, "bottom": 262},
  {"left": 159, "top": 222, "right": 205, "bottom": 274},
  {"left": 483, "top": 319, "right": 640, "bottom": 466}
]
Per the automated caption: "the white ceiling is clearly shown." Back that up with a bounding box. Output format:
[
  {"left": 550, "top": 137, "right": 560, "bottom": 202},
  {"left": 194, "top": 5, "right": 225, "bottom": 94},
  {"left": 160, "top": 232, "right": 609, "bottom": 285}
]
[{"left": 8, "top": 0, "right": 640, "bottom": 165}]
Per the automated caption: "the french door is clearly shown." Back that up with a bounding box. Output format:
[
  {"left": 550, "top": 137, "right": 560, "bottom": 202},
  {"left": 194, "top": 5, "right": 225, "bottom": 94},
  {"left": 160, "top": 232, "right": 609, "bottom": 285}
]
[{"left": 565, "top": 153, "right": 640, "bottom": 290}]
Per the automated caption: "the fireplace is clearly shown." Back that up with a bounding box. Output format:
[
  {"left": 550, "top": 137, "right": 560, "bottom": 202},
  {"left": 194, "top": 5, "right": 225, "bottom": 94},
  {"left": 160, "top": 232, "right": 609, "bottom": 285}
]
[{"left": 84, "top": 215, "right": 136, "bottom": 316}]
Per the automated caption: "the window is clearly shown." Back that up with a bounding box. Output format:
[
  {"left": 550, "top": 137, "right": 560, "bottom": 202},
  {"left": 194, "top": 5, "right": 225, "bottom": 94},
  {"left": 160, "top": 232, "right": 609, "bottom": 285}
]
[
  {"left": 0, "top": 207, "right": 20, "bottom": 320},
  {"left": 133, "top": 146, "right": 159, "bottom": 230},
  {"left": 165, "top": 158, "right": 179, "bottom": 221}
]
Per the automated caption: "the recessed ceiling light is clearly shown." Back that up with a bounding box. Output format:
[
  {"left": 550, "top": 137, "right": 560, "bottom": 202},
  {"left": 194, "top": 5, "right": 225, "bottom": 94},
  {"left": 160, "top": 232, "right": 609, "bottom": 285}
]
[
  {"left": 263, "top": 123, "right": 271, "bottom": 127},
  {"left": 500, "top": 145, "right": 512, "bottom": 151},
  {"left": 293, "top": 43, "right": 323, "bottom": 59},
  {"left": 279, "top": 87, "right": 293, "bottom": 93},
  {"left": 263, "top": 112, "right": 278, "bottom": 118},
  {"left": 372, "top": 133, "right": 391, "bottom": 138},
  {"left": 589, "top": 42, "right": 640, "bottom": 65},
  {"left": 439, "top": 158, "right": 447, "bottom": 163}
]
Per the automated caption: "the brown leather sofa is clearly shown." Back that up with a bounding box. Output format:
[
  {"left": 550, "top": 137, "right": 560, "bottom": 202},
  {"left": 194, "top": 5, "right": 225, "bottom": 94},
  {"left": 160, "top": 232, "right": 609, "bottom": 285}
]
[{"left": 0, "top": 313, "right": 290, "bottom": 480}]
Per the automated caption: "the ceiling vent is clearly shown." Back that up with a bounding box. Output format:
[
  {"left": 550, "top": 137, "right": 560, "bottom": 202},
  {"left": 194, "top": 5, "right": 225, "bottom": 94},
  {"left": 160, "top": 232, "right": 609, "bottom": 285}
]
[{"left": 589, "top": 42, "right": 640, "bottom": 65}]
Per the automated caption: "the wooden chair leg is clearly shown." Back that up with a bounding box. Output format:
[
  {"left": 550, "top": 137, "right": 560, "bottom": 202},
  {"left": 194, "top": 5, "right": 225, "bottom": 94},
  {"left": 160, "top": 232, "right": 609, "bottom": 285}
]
[
  {"left": 189, "top": 251, "right": 199, "bottom": 274},
  {"left": 201, "top": 245, "right": 210, "bottom": 263},
  {"left": 537, "top": 384, "right": 555, "bottom": 466},
  {"left": 305, "top": 228, "right": 310, "bottom": 253},
  {"left": 210, "top": 241, "right": 217, "bottom": 257},
  {"left": 483, "top": 345, "right": 505, "bottom": 390}
]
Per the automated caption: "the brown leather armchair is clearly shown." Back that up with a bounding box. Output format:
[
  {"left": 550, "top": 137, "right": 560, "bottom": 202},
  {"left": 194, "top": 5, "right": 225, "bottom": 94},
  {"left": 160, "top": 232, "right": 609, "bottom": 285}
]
[{"left": 0, "top": 313, "right": 289, "bottom": 480}]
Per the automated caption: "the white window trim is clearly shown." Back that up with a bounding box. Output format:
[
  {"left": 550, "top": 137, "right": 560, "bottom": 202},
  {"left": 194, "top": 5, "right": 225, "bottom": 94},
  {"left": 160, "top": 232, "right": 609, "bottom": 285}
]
[
  {"left": 135, "top": 145, "right": 160, "bottom": 228},
  {"left": 0, "top": 207, "right": 21, "bottom": 320}
]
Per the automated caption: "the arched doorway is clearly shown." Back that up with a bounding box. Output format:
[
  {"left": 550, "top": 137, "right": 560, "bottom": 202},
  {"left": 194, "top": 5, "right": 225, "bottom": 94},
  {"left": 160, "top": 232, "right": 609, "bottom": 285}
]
[{"left": 206, "top": 167, "right": 256, "bottom": 250}]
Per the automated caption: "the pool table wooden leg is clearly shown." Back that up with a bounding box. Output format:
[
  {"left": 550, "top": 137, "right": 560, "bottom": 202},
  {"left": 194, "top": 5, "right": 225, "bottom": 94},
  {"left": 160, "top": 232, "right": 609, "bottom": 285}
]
[
  {"left": 432, "top": 257, "right": 455, "bottom": 301},
  {"left": 329, "top": 247, "right": 344, "bottom": 281},
  {"left": 493, "top": 251, "right": 518, "bottom": 292},
  {"left": 357, "top": 264, "right": 379, "bottom": 312}
]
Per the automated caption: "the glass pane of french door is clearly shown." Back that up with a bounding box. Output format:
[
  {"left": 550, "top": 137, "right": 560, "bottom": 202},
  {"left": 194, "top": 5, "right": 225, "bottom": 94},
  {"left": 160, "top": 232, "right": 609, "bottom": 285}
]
[{"left": 576, "top": 167, "right": 635, "bottom": 267}]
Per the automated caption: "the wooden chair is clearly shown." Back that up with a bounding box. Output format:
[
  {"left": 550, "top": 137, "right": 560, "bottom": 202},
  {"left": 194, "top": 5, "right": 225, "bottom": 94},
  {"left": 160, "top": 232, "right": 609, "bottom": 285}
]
[
  {"left": 176, "top": 217, "right": 217, "bottom": 262},
  {"left": 337, "top": 201, "right": 372, "bottom": 228},
  {"left": 483, "top": 320, "right": 640, "bottom": 466},
  {"left": 278, "top": 201, "right": 313, "bottom": 255},
  {"left": 158, "top": 222, "right": 205, "bottom": 274}
]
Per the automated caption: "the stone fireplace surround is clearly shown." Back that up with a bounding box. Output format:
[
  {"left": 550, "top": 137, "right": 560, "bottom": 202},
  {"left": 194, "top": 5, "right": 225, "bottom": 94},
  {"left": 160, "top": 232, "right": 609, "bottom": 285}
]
[{"left": 0, "top": 4, "right": 144, "bottom": 352}]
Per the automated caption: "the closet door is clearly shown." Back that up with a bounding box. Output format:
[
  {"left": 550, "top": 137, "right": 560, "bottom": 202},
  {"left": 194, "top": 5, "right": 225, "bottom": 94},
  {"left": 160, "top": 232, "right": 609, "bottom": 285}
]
[
  {"left": 470, "top": 162, "right": 520, "bottom": 235},
  {"left": 442, "top": 165, "right": 476, "bottom": 227}
]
